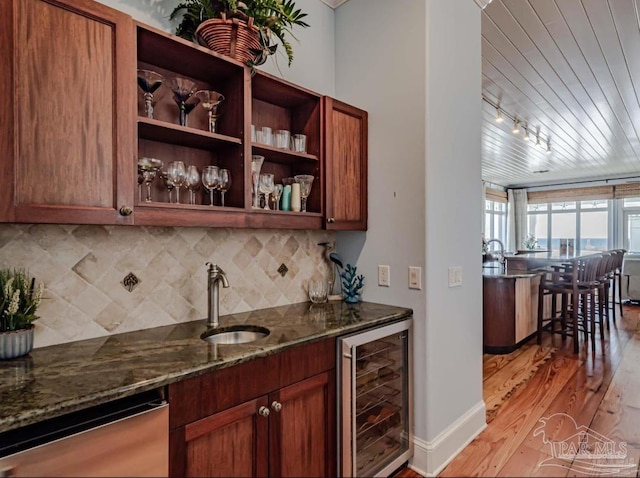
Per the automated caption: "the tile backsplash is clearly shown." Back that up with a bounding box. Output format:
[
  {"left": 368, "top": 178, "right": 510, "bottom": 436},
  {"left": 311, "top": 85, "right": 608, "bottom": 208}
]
[{"left": 0, "top": 225, "right": 334, "bottom": 348}]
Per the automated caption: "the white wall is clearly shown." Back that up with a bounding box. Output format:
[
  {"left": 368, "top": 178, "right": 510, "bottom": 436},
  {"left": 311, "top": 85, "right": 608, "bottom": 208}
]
[
  {"left": 96, "top": 0, "right": 335, "bottom": 96},
  {"left": 335, "top": 0, "right": 484, "bottom": 474}
]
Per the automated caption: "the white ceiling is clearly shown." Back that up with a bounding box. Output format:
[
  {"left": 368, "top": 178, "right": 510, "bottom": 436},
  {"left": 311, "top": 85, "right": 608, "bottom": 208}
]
[{"left": 482, "top": 0, "right": 640, "bottom": 188}]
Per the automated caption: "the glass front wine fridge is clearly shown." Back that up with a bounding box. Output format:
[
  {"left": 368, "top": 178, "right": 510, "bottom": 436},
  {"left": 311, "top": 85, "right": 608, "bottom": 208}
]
[{"left": 338, "top": 318, "right": 413, "bottom": 477}]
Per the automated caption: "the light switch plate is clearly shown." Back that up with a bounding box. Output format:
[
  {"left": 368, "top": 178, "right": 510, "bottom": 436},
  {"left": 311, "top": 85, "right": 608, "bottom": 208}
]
[
  {"left": 409, "top": 266, "right": 422, "bottom": 290},
  {"left": 378, "top": 265, "right": 391, "bottom": 287},
  {"left": 448, "top": 266, "right": 463, "bottom": 287}
]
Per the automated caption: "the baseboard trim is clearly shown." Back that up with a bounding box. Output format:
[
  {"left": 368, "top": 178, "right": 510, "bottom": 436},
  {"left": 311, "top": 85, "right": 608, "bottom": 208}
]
[{"left": 409, "top": 400, "right": 487, "bottom": 477}]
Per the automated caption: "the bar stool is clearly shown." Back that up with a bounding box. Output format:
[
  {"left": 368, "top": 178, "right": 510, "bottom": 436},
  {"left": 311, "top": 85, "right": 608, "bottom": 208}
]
[
  {"left": 611, "top": 249, "right": 626, "bottom": 322},
  {"left": 537, "top": 255, "right": 602, "bottom": 353}
]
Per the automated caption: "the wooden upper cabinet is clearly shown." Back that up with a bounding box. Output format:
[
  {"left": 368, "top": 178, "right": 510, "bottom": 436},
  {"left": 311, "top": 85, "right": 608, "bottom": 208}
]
[
  {"left": 0, "top": 0, "right": 135, "bottom": 225},
  {"left": 324, "top": 98, "right": 368, "bottom": 231}
]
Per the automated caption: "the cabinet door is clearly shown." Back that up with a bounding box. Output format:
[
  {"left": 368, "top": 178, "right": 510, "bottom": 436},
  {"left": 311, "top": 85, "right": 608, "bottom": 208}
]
[
  {"left": 0, "top": 0, "right": 135, "bottom": 224},
  {"left": 269, "top": 372, "right": 336, "bottom": 478},
  {"left": 172, "top": 396, "right": 269, "bottom": 478},
  {"left": 324, "top": 97, "right": 368, "bottom": 231}
]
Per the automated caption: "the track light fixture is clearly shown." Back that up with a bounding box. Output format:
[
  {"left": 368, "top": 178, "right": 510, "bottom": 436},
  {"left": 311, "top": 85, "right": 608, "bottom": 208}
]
[{"left": 482, "top": 96, "right": 553, "bottom": 155}]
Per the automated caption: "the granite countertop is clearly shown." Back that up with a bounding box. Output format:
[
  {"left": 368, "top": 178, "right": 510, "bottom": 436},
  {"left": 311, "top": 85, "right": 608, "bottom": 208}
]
[{"left": 0, "top": 301, "right": 411, "bottom": 433}]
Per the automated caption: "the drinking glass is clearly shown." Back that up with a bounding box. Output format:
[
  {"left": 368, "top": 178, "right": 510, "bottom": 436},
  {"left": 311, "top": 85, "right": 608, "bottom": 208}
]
[
  {"left": 251, "top": 155, "right": 265, "bottom": 209},
  {"left": 308, "top": 280, "right": 328, "bottom": 304},
  {"left": 273, "top": 184, "right": 283, "bottom": 211},
  {"left": 195, "top": 90, "right": 225, "bottom": 133},
  {"left": 219, "top": 169, "right": 231, "bottom": 207},
  {"left": 259, "top": 173, "right": 275, "bottom": 210},
  {"left": 185, "top": 165, "right": 201, "bottom": 205},
  {"left": 292, "top": 134, "right": 307, "bottom": 152},
  {"left": 137, "top": 69, "right": 165, "bottom": 119},
  {"left": 167, "top": 77, "right": 199, "bottom": 127},
  {"left": 160, "top": 169, "right": 176, "bottom": 203},
  {"left": 167, "top": 161, "right": 186, "bottom": 204},
  {"left": 137, "top": 158, "right": 163, "bottom": 202},
  {"left": 260, "top": 126, "right": 273, "bottom": 146},
  {"left": 294, "top": 174, "right": 314, "bottom": 212},
  {"left": 275, "top": 130, "right": 291, "bottom": 149},
  {"left": 202, "top": 166, "right": 220, "bottom": 206}
]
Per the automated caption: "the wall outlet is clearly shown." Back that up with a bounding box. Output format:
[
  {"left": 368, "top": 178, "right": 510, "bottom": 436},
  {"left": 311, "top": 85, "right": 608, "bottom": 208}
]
[
  {"left": 378, "top": 265, "right": 391, "bottom": 287},
  {"left": 408, "top": 266, "right": 422, "bottom": 290},
  {"left": 448, "top": 266, "right": 463, "bottom": 287}
]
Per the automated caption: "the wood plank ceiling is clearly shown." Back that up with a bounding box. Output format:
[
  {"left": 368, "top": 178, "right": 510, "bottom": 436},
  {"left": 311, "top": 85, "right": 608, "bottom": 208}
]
[{"left": 482, "top": 0, "right": 640, "bottom": 188}]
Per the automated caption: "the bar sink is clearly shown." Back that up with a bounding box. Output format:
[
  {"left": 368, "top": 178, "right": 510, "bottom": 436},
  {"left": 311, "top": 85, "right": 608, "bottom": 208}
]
[{"left": 200, "top": 325, "right": 270, "bottom": 345}]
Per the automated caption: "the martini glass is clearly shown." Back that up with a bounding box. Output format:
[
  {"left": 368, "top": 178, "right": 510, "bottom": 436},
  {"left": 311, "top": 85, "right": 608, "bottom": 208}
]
[
  {"left": 137, "top": 69, "right": 165, "bottom": 119},
  {"left": 251, "top": 155, "right": 265, "bottom": 209},
  {"left": 138, "top": 158, "right": 163, "bottom": 202},
  {"left": 195, "top": 90, "right": 225, "bottom": 133},
  {"left": 167, "top": 77, "right": 198, "bottom": 127},
  {"left": 294, "top": 174, "right": 314, "bottom": 212}
]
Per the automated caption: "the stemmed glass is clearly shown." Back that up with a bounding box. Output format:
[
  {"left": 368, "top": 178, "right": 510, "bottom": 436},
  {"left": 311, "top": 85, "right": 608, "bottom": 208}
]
[
  {"left": 137, "top": 69, "right": 165, "bottom": 119},
  {"left": 202, "top": 166, "right": 219, "bottom": 206},
  {"left": 259, "top": 173, "right": 275, "bottom": 210},
  {"left": 195, "top": 90, "right": 225, "bottom": 133},
  {"left": 167, "top": 77, "right": 199, "bottom": 127},
  {"left": 167, "top": 161, "right": 186, "bottom": 204},
  {"left": 137, "top": 158, "right": 163, "bottom": 202},
  {"left": 160, "top": 170, "right": 176, "bottom": 203},
  {"left": 273, "top": 184, "right": 283, "bottom": 211},
  {"left": 251, "top": 155, "right": 264, "bottom": 209},
  {"left": 219, "top": 169, "right": 231, "bottom": 207},
  {"left": 185, "top": 165, "right": 201, "bottom": 205},
  {"left": 294, "top": 174, "right": 314, "bottom": 212}
]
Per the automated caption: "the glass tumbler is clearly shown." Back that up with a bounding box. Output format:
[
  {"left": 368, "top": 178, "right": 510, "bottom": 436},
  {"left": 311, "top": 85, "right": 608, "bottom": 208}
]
[
  {"left": 292, "top": 134, "right": 307, "bottom": 152},
  {"left": 308, "top": 280, "right": 328, "bottom": 304}
]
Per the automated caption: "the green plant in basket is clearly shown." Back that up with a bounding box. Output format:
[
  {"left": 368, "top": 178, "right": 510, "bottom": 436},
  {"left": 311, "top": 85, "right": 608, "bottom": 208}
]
[
  {"left": 0, "top": 269, "right": 44, "bottom": 332},
  {"left": 170, "top": 0, "right": 309, "bottom": 67}
]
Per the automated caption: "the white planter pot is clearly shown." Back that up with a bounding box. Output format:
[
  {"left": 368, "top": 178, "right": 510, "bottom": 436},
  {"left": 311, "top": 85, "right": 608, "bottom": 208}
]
[{"left": 0, "top": 326, "right": 34, "bottom": 360}]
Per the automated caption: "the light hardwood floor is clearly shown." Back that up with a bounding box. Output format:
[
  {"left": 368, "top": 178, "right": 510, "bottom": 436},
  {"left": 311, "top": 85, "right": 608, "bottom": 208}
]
[{"left": 436, "top": 304, "right": 640, "bottom": 477}]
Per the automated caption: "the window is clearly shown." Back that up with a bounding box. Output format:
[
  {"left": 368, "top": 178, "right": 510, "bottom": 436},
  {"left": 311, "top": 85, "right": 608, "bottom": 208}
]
[
  {"left": 623, "top": 198, "right": 640, "bottom": 252},
  {"left": 527, "top": 200, "right": 609, "bottom": 252},
  {"left": 485, "top": 200, "right": 507, "bottom": 245}
]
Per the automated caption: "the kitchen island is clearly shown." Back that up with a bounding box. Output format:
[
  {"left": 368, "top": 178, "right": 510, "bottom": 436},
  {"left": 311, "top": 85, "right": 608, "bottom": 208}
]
[
  {"left": 483, "top": 267, "right": 543, "bottom": 353},
  {"left": 0, "top": 301, "right": 411, "bottom": 434}
]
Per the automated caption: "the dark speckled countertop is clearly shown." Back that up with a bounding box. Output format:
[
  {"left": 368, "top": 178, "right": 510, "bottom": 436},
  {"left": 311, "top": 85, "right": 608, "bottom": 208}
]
[{"left": 0, "top": 301, "right": 411, "bottom": 433}]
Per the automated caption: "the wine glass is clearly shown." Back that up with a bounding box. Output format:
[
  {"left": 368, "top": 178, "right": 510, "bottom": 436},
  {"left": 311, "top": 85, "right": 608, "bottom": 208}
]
[
  {"left": 160, "top": 169, "right": 176, "bottom": 203},
  {"left": 195, "top": 90, "right": 225, "bottom": 133},
  {"left": 137, "top": 158, "right": 163, "bottom": 202},
  {"left": 251, "top": 155, "right": 265, "bottom": 209},
  {"left": 185, "top": 165, "right": 201, "bottom": 205},
  {"left": 167, "top": 77, "right": 199, "bottom": 127},
  {"left": 259, "top": 173, "right": 275, "bottom": 210},
  {"left": 167, "top": 161, "right": 186, "bottom": 204},
  {"left": 273, "top": 184, "right": 283, "bottom": 211},
  {"left": 137, "top": 69, "right": 165, "bottom": 119},
  {"left": 294, "top": 174, "right": 314, "bottom": 212},
  {"left": 219, "top": 169, "right": 231, "bottom": 207},
  {"left": 202, "top": 166, "right": 219, "bottom": 206}
]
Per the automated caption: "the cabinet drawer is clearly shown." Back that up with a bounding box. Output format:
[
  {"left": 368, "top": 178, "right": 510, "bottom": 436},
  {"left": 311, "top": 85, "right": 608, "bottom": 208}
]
[{"left": 168, "top": 337, "right": 335, "bottom": 428}]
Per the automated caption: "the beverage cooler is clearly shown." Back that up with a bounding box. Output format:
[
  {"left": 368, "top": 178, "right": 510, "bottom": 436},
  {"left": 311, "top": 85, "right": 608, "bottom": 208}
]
[{"left": 338, "top": 319, "right": 413, "bottom": 477}]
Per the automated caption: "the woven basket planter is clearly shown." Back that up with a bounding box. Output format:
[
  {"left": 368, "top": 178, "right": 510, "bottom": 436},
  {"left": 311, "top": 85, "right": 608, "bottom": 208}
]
[{"left": 195, "top": 14, "right": 262, "bottom": 65}]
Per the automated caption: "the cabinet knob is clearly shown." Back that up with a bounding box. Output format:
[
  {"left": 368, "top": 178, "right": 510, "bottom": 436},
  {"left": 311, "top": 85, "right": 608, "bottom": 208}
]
[
  {"left": 327, "top": 217, "right": 335, "bottom": 224},
  {"left": 119, "top": 206, "right": 133, "bottom": 216},
  {"left": 271, "top": 401, "right": 282, "bottom": 412},
  {"left": 258, "top": 406, "right": 270, "bottom": 417}
]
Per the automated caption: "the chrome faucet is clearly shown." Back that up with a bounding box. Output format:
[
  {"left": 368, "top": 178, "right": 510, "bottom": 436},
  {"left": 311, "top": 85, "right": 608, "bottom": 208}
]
[
  {"left": 486, "top": 238, "right": 506, "bottom": 272},
  {"left": 206, "top": 262, "right": 229, "bottom": 328}
]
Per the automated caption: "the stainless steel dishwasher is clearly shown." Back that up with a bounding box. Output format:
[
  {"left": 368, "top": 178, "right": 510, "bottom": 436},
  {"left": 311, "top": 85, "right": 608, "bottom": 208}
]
[{"left": 0, "top": 390, "right": 168, "bottom": 477}]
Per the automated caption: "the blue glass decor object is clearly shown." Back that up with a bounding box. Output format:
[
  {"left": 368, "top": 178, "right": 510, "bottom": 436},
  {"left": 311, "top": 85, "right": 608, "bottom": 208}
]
[{"left": 341, "top": 264, "right": 364, "bottom": 304}]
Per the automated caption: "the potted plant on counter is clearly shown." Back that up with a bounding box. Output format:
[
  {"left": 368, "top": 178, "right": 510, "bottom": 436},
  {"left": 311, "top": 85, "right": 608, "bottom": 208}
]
[
  {"left": 169, "top": 0, "right": 309, "bottom": 67},
  {"left": 0, "top": 269, "right": 44, "bottom": 360}
]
